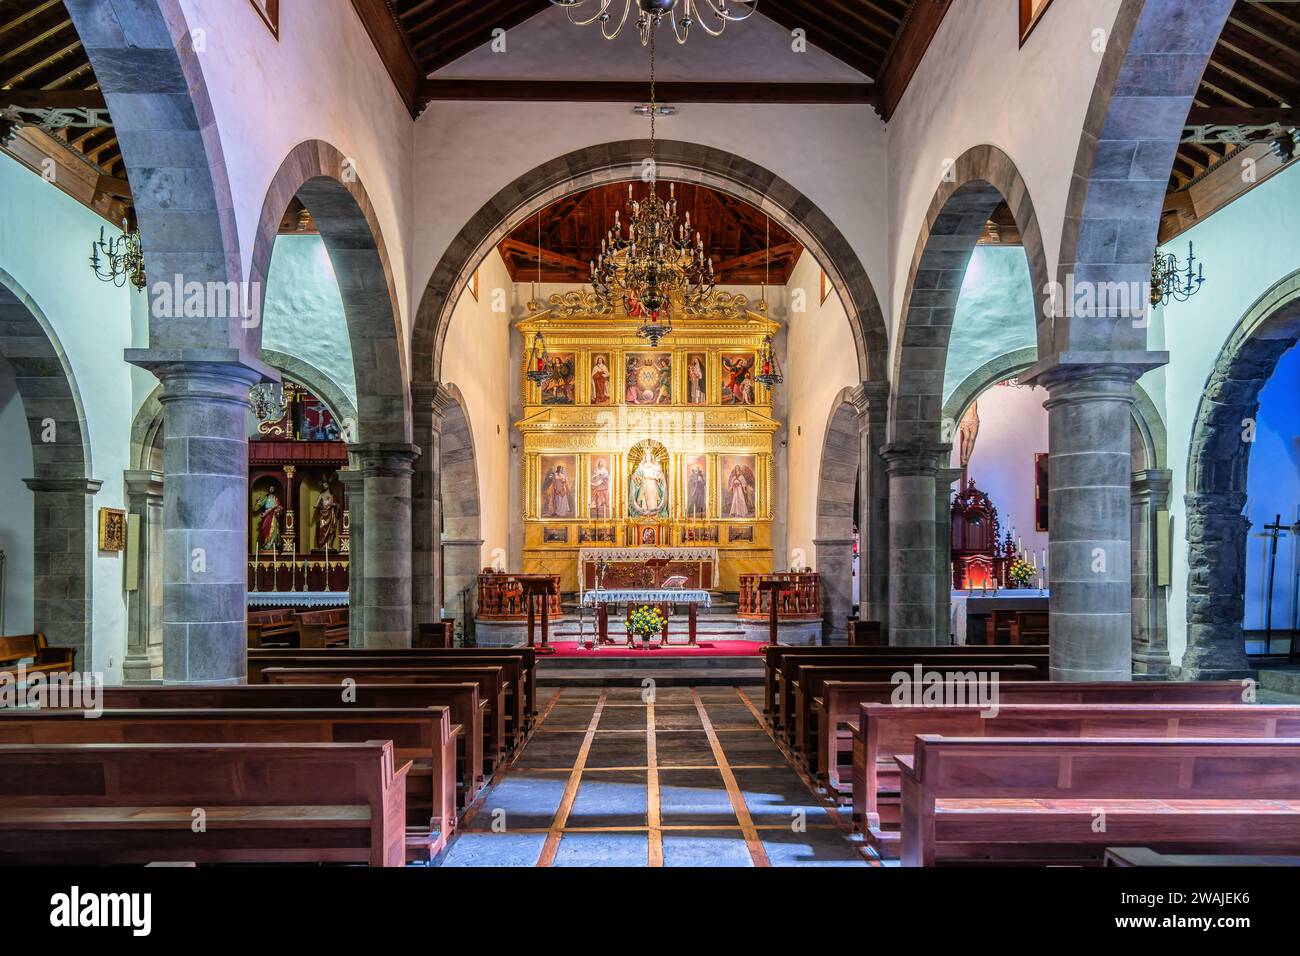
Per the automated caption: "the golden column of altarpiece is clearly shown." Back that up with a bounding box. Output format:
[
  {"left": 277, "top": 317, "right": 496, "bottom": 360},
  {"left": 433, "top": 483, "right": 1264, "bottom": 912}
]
[{"left": 518, "top": 290, "right": 778, "bottom": 593}]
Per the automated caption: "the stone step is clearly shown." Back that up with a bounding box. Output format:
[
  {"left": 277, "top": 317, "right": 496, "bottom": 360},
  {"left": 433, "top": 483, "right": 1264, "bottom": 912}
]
[
  {"left": 537, "top": 667, "right": 763, "bottom": 687},
  {"left": 1259, "top": 667, "right": 1300, "bottom": 698},
  {"left": 537, "top": 654, "right": 763, "bottom": 671}
]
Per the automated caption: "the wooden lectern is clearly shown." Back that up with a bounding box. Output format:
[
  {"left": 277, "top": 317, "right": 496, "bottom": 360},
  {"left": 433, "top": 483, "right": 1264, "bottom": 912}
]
[
  {"left": 516, "top": 574, "right": 560, "bottom": 655},
  {"left": 757, "top": 579, "right": 796, "bottom": 645}
]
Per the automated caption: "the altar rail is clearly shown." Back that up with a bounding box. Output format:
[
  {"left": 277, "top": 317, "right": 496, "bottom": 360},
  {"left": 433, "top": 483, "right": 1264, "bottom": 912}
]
[
  {"left": 477, "top": 572, "right": 564, "bottom": 621},
  {"left": 737, "top": 573, "right": 822, "bottom": 621},
  {"left": 248, "top": 558, "right": 347, "bottom": 594}
]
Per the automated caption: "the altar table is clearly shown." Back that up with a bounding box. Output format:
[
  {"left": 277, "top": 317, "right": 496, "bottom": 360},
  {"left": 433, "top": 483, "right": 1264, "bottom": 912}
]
[
  {"left": 578, "top": 548, "right": 718, "bottom": 591},
  {"left": 581, "top": 589, "right": 712, "bottom": 647}
]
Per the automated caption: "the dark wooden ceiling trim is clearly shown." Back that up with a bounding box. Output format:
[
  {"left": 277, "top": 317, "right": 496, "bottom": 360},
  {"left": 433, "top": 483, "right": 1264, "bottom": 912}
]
[
  {"left": 349, "top": 0, "right": 421, "bottom": 116},
  {"left": 0, "top": 88, "right": 106, "bottom": 109},
  {"left": 874, "top": 0, "right": 952, "bottom": 121},
  {"left": 419, "top": 79, "right": 876, "bottom": 105},
  {"left": 1185, "top": 106, "right": 1300, "bottom": 127}
]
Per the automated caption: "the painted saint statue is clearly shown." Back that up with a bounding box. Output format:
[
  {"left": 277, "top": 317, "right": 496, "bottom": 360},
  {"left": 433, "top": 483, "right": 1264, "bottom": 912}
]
[
  {"left": 254, "top": 487, "right": 284, "bottom": 552},
  {"left": 630, "top": 454, "right": 668, "bottom": 518},
  {"left": 589, "top": 458, "right": 611, "bottom": 519},
  {"left": 313, "top": 476, "right": 340, "bottom": 550}
]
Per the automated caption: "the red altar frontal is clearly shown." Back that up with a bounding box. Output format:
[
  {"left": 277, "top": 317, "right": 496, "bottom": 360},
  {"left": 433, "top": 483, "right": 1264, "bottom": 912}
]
[{"left": 578, "top": 547, "right": 719, "bottom": 592}]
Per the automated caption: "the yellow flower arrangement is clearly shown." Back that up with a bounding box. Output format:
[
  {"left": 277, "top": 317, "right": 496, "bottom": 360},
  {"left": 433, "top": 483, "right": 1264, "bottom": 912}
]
[{"left": 628, "top": 604, "right": 667, "bottom": 638}]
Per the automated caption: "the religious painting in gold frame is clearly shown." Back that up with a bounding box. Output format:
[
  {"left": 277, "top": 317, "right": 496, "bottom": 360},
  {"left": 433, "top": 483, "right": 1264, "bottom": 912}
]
[
  {"left": 683, "top": 454, "right": 709, "bottom": 518},
  {"left": 627, "top": 442, "right": 670, "bottom": 519},
  {"left": 683, "top": 525, "right": 719, "bottom": 544},
  {"left": 719, "top": 454, "right": 757, "bottom": 520},
  {"left": 685, "top": 352, "right": 708, "bottom": 405},
  {"left": 589, "top": 352, "right": 613, "bottom": 406},
  {"left": 539, "top": 353, "right": 576, "bottom": 405},
  {"left": 539, "top": 454, "right": 578, "bottom": 519},
  {"left": 720, "top": 353, "right": 756, "bottom": 406},
  {"left": 728, "top": 525, "right": 755, "bottom": 544},
  {"left": 624, "top": 352, "right": 672, "bottom": 405},
  {"left": 628, "top": 524, "right": 662, "bottom": 547},
  {"left": 579, "top": 525, "right": 617, "bottom": 545},
  {"left": 98, "top": 507, "right": 126, "bottom": 552},
  {"left": 588, "top": 454, "right": 614, "bottom": 520}
]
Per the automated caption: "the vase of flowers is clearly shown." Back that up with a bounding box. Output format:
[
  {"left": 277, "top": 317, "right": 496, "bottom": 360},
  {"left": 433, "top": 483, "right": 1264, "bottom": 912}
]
[
  {"left": 1007, "top": 557, "right": 1035, "bottom": 589},
  {"left": 627, "top": 604, "right": 666, "bottom": 648}
]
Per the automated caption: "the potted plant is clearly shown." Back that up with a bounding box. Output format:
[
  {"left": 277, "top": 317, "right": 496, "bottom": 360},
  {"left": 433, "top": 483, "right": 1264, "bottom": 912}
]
[{"left": 627, "top": 604, "right": 667, "bottom": 648}]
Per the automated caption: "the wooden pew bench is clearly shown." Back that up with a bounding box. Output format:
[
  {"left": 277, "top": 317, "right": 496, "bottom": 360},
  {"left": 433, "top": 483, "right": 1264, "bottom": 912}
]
[
  {"left": 260, "top": 665, "right": 510, "bottom": 772},
  {"left": 0, "top": 633, "right": 75, "bottom": 677},
  {"left": 0, "top": 741, "right": 409, "bottom": 866},
  {"left": 824, "top": 679, "right": 1250, "bottom": 802},
  {"left": 248, "top": 649, "right": 534, "bottom": 737},
  {"left": 860, "top": 702, "right": 1300, "bottom": 859},
  {"left": 0, "top": 706, "right": 459, "bottom": 862},
  {"left": 246, "top": 609, "right": 299, "bottom": 648},
  {"left": 898, "top": 736, "right": 1300, "bottom": 866},
  {"left": 296, "top": 608, "right": 350, "bottom": 648},
  {"left": 82, "top": 684, "right": 487, "bottom": 807},
  {"left": 779, "top": 657, "right": 1044, "bottom": 749}
]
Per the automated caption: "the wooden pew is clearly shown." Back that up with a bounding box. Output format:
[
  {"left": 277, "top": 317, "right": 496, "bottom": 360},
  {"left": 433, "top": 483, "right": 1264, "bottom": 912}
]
[
  {"left": 0, "top": 633, "right": 75, "bottom": 677},
  {"left": 776, "top": 654, "right": 1046, "bottom": 743},
  {"left": 296, "top": 608, "right": 350, "bottom": 648},
  {"left": 1010, "top": 610, "right": 1049, "bottom": 645},
  {"left": 857, "top": 702, "right": 1299, "bottom": 859},
  {"left": 247, "top": 647, "right": 538, "bottom": 727},
  {"left": 761, "top": 644, "right": 1045, "bottom": 718},
  {"left": 898, "top": 736, "right": 1300, "bottom": 866},
  {"left": 847, "top": 620, "right": 884, "bottom": 646},
  {"left": 1104, "top": 847, "right": 1300, "bottom": 866},
  {"left": 829, "top": 679, "right": 1251, "bottom": 806},
  {"left": 792, "top": 656, "right": 1046, "bottom": 761},
  {"left": 246, "top": 609, "right": 299, "bottom": 648},
  {"left": 0, "top": 706, "right": 458, "bottom": 861},
  {"left": 85, "top": 684, "right": 487, "bottom": 806},
  {"left": 260, "top": 666, "right": 510, "bottom": 771},
  {"left": 0, "top": 740, "right": 409, "bottom": 866}
]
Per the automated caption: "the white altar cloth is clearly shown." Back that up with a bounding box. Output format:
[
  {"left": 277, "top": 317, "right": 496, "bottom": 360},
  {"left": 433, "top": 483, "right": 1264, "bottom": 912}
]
[{"left": 581, "top": 589, "right": 712, "bottom": 607}]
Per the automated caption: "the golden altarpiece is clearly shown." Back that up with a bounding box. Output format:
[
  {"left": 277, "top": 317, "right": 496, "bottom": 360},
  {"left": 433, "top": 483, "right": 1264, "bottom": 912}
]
[{"left": 517, "top": 290, "right": 778, "bottom": 593}]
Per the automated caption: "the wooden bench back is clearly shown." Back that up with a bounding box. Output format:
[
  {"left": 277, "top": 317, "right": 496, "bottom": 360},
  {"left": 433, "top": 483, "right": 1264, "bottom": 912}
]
[
  {"left": 298, "top": 608, "right": 348, "bottom": 626},
  {"left": 0, "top": 740, "right": 408, "bottom": 865},
  {"left": 0, "top": 633, "right": 75, "bottom": 673}
]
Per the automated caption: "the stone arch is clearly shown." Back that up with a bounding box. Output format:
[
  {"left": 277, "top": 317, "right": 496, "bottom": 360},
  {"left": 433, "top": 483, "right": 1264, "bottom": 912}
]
[
  {"left": 249, "top": 141, "right": 410, "bottom": 445},
  {"left": 1182, "top": 270, "right": 1300, "bottom": 678},
  {"left": 438, "top": 384, "right": 483, "bottom": 639},
  {"left": 130, "top": 388, "right": 165, "bottom": 473},
  {"left": 1051, "top": 0, "right": 1235, "bottom": 355},
  {"left": 64, "top": 0, "right": 255, "bottom": 361},
  {"left": 261, "top": 349, "right": 359, "bottom": 428},
  {"left": 0, "top": 269, "right": 97, "bottom": 664},
  {"left": 942, "top": 346, "right": 1041, "bottom": 426},
  {"left": 410, "top": 140, "right": 888, "bottom": 387},
  {"left": 815, "top": 390, "right": 862, "bottom": 643},
  {"left": 890, "top": 145, "right": 1050, "bottom": 446}
]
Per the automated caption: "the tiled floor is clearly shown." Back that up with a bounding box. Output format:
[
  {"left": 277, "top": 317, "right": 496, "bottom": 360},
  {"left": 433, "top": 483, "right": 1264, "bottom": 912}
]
[{"left": 436, "top": 684, "right": 873, "bottom": 867}]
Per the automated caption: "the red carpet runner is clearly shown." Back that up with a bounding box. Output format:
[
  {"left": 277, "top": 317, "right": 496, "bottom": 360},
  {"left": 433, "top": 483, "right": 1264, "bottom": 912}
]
[{"left": 544, "top": 640, "right": 765, "bottom": 659}]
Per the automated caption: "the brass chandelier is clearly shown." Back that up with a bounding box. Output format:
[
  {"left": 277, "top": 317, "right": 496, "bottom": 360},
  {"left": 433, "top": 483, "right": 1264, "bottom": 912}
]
[
  {"left": 548, "top": 0, "right": 757, "bottom": 45},
  {"left": 590, "top": 28, "right": 715, "bottom": 345}
]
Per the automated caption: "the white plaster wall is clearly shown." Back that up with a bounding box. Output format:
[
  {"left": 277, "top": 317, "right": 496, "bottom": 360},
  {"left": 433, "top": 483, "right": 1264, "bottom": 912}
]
[
  {"left": 951, "top": 381, "right": 1050, "bottom": 571},
  {"left": 1149, "top": 162, "right": 1300, "bottom": 664},
  {"left": 783, "top": 251, "right": 859, "bottom": 568},
  {"left": 177, "top": 0, "right": 414, "bottom": 334},
  {"left": 943, "top": 246, "right": 1038, "bottom": 404},
  {"left": 886, "top": 0, "right": 1122, "bottom": 349},
  {"left": 441, "top": 249, "right": 516, "bottom": 566},
  {"left": 0, "top": 154, "right": 144, "bottom": 679}
]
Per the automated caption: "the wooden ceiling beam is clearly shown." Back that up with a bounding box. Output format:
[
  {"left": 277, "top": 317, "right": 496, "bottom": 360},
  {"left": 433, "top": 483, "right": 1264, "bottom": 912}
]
[
  {"left": 1185, "top": 106, "right": 1300, "bottom": 127},
  {"left": 0, "top": 88, "right": 106, "bottom": 109},
  {"left": 875, "top": 0, "right": 953, "bottom": 121},
  {"left": 0, "top": 0, "right": 64, "bottom": 39},
  {"left": 418, "top": 79, "right": 875, "bottom": 105},
  {"left": 349, "top": 0, "right": 421, "bottom": 116}
]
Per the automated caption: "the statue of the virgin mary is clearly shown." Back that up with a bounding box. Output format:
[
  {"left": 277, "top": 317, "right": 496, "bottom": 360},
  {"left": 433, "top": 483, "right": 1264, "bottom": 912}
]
[{"left": 630, "top": 453, "right": 667, "bottom": 517}]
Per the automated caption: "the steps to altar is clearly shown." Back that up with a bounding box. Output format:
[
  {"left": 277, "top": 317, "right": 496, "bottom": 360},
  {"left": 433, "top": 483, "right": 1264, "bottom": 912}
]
[
  {"left": 534, "top": 648, "right": 765, "bottom": 687},
  {"left": 473, "top": 612, "right": 820, "bottom": 647}
]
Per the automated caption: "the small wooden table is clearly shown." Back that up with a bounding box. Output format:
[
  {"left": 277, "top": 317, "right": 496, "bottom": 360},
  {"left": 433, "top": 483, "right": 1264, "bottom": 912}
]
[
  {"left": 517, "top": 575, "right": 561, "bottom": 655},
  {"left": 581, "top": 589, "right": 712, "bottom": 647},
  {"left": 757, "top": 579, "right": 797, "bottom": 645}
]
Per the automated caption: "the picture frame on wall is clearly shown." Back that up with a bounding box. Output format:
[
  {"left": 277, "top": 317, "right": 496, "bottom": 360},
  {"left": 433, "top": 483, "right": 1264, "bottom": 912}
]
[
  {"left": 1034, "top": 452, "right": 1049, "bottom": 532},
  {"left": 249, "top": 0, "right": 280, "bottom": 39},
  {"left": 98, "top": 507, "right": 127, "bottom": 552},
  {"left": 543, "top": 526, "right": 570, "bottom": 544}
]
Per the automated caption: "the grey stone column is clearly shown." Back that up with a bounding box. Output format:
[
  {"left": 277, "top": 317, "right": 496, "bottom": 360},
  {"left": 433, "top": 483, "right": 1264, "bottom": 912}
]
[
  {"left": 1039, "top": 364, "right": 1141, "bottom": 681},
  {"left": 123, "top": 469, "right": 164, "bottom": 682},
  {"left": 814, "top": 537, "right": 855, "bottom": 644},
  {"left": 881, "top": 441, "right": 949, "bottom": 646},
  {"left": 337, "top": 468, "right": 366, "bottom": 648},
  {"left": 443, "top": 537, "right": 484, "bottom": 642},
  {"left": 935, "top": 466, "right": 963, "bottom": 644},
  {"left": 22, "top": 477, "right": 101, "bottom": 670},
  {"left": 1131, "top": 469, "right": 1172, "bottom": 677},
  {"left": 1182, "top": 490, "right": 1254, "bottom": 679},
  {"left": 151, "top": 362, "right": 262, "bottom": 685},
  {"left": 349, "top": 442, "right": 420, "bottom": 648},
  {"left": 852, "top": 382, "right": 890, "bottom": 630},
  {"left": 411, "top": 383, "right": 449, "bottom": 633}
]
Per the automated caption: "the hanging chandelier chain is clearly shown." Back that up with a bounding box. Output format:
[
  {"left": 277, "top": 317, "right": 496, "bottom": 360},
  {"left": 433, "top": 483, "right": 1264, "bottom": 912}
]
[{"left": 649, "top": 25, "right": 657, "bottom": 180}]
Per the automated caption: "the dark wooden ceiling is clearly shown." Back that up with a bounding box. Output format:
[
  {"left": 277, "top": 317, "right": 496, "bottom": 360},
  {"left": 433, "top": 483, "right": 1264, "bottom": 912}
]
[
  {"left": 498, "top": 181, "right": 802, "bottom": 285},
  {"left": 364, "top": 0, "right": 950, "bottom": 119},
  {"left": 0, "top": 0, "right": 119, "bottom": 175}
]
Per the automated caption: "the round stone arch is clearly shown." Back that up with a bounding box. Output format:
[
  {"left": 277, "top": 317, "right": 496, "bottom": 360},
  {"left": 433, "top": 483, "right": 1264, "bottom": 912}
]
[
  {"left": 1051, "top": 0, "right": 1236, "bottom": 355},
  {"left": 0, "top": 268, "right": 97, "bottom": 665},
  {"left": 890, "top": 145, "right": 1051, "bottom": 447},
  {"left": 64, "top": 0, "right": 255, "bottom": 362},
  {"left": 814, "top": 388, "right": 863, "bottom": 643},
  {"left": 248, "top": 141, "right": 411, "bottom": 446},
  {"left": 1182, "top": 270, "right": 1300, "bottom": 679},
  {"left": 437, "top": 383, "right": 484, "bottom": 639},
  {"left": 410, "top": 140, "right": 889, "bottom": 387}
]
